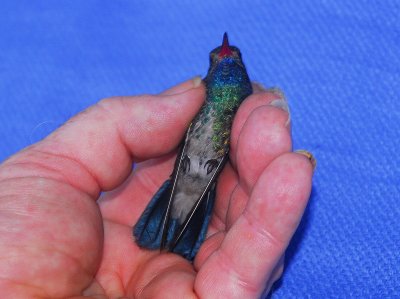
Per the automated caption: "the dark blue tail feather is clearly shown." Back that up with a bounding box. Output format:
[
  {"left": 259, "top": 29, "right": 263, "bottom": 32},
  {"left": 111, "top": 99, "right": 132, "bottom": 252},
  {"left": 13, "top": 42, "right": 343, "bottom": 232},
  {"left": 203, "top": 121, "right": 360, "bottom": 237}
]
[
  {"left": 133, "top": 180, "right": 172, "bottom": 249},
  {"left": 133, "top": 180, "right": 216, "bottom": 261},
  {"left": 173, "top": 185, "right": 216, "bottom": 260}
]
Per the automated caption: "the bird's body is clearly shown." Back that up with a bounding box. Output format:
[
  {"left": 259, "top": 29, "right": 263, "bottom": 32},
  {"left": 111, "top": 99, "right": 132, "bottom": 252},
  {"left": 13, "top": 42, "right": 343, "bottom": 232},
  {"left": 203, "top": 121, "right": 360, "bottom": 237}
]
[{"left": 133, "top": 33, "right": 252, "bottom": 261}]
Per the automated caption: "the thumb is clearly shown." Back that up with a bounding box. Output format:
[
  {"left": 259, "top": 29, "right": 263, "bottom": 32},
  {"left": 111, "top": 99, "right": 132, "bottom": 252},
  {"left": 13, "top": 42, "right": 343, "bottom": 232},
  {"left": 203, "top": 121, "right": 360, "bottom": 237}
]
[{"left": 2, "top": 77, "right": 204, "bottom": 195}]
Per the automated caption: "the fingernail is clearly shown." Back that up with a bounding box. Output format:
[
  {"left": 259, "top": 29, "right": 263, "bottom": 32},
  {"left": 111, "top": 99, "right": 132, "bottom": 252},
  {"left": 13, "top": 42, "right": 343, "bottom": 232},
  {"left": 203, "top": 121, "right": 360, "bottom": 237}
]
[
  {"left": 295, "top": 150, "right": 317, "bottom": 172},
  {"left": 252, "top": 84, "right": 291, "bottom": 126},
  {"left": 161, "top": 76, "right": 203, "bottom": 95},
  {"left": 270, "top": 96, "right": 291, "bottom": 127},
  {"left": 192, "top": 75, "right": 202, "bottom": 88},
  {"left": 270, "top": 98, "right": 289, "bottom": 113}
]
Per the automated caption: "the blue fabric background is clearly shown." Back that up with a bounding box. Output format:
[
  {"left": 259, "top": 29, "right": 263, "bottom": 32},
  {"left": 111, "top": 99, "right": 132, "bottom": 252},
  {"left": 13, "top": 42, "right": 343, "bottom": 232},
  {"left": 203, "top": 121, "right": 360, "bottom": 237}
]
[{"left": 0, "top": 1, "right": 399, "bottom": 298}]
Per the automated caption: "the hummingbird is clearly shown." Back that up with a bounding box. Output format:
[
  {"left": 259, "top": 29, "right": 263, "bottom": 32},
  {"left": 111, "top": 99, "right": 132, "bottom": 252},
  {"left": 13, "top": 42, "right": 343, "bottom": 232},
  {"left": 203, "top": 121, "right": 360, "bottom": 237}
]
[{"left": 133, "top": 33, "right": 253, "bottom": 261}]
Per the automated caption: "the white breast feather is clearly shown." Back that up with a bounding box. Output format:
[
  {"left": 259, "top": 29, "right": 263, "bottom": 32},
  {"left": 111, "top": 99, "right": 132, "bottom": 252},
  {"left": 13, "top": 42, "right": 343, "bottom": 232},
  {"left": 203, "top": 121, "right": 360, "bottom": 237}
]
[{"left": 172, "top": 115, "right": 219, "bottom": 223}]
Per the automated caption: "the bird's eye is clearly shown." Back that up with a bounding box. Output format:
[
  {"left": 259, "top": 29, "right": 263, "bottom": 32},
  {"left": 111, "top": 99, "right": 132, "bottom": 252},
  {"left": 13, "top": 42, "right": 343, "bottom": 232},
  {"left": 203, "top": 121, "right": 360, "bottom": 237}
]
[
  {"left": 210, "top": 53, "right": 218, "bottom": 63},
  {"left": 204, "top": 159, "right": 219, "bottom": 175}
]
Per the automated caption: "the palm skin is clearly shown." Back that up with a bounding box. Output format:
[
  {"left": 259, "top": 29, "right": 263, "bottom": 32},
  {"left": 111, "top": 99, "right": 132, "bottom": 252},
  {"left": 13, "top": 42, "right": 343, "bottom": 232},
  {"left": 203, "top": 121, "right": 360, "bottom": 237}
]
[{"left": 0, "top": 78, "right": 313, "bottom": 299}]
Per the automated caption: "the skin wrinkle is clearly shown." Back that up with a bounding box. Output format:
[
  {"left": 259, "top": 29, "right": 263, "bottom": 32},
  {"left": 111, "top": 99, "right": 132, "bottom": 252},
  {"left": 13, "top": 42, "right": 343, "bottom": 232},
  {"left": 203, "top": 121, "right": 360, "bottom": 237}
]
[
  {"left": 0, "top": 203, "right": 32, "bottom": 220},
  {"left": 0, "top": 160, "right": 61, "bottom": 179},
  {"left": 126, "top": 253, "right": 155, "bottom": 292},
  {"left": 100, "top": 208, "right": 132, "bottom": 228},
  {"left": 208, "top": 206, "right": 226, "bottom": 233},
  {"left": 0, "top": 175, "right": 96, "bottom": 212},
  {"left": 214, "top": 226, "right": 265, "bottom": 298},
  {"left": 42, "top": 244, "right": 95, "bottom": 284},
  {"left": 136, "top": 272, "right": 162, "bottom": 298},
  {"left": 96, "top": 220, "right": 140, "bottom": 295},
  {"left": 0, "top": 213, "right": 98, "bottom": 281},
  {"left": 96, "top": 98, "right": 134, "bottom": 163},
  {"left": 213, "top": 248, "right": 260, "bottom": 297},
  {"left": 0, "top": 278, "right": 48, "bottom": 298},
  {"left": 81, "top": 279, "right": 108, "bottom": 298},
  {"left": 0, "top": 178, "right": 47, "bottom": 199},
  {"left": 133, "top": 167, "right": 169, "bottom": 199},
  {"left": 0, "top": 244, "right": 93, "bottom": 298},
  {"left": 224, "top": 183, "right": 241, "bottom": 228},
  {"left": 132, "top": 257, "right": 192, "bottom": 298},
  {"left": 0, "top": 160, "right": 98, "bottom": 200},
  {"left": 95, "top": 267, "right": 126, "bottom": 298},
  {"left": 264, "top": 256, "right": 284, "bottom": 292},
  {"left": 132, "top": 168, "right": 161, "bottom": 197},
  {"left": 242, "top": 207, "right": 286, "bottom": 250},
  {"left": 0, "top": 176, "right": 93, "bottom": 230},
  {"left": 148, "top": 269, "right": 197, "bottom": 299},
  {"left": 194, "top": 232, "right": 225, "bottom": 270},
  {"left": 22, "top": 147, "right": 101, "bottom": 198}
]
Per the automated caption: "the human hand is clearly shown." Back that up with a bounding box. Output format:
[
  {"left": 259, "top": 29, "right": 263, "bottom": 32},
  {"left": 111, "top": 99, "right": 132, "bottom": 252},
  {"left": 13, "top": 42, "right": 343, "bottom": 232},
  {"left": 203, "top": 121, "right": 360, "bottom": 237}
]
[{"left": 0, "top": 78, "right": 313, "bottom": 298}]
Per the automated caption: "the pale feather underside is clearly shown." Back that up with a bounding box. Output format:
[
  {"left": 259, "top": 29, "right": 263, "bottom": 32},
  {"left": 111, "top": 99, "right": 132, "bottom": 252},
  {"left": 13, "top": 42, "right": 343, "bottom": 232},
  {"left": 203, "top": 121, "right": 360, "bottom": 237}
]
[{"left": 172, "top": 105, "right": 224, "bottom": 223}]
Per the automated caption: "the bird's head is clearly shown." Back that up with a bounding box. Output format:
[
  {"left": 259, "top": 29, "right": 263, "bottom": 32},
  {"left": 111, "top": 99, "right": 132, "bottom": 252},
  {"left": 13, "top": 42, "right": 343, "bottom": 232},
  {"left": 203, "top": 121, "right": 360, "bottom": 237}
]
[
  {"left": 205, "top": 32, "right": 250, "bottom": 92},
  {"left": 208, "top": 32, "right": 244, "bottom": 68}
]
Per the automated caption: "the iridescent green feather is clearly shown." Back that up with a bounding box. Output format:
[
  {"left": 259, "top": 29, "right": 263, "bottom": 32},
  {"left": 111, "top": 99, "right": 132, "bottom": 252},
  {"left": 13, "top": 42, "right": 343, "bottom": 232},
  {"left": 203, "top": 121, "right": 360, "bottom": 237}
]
[{"left": 208, "top": 85, "right": 242, "bottom": 155}]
